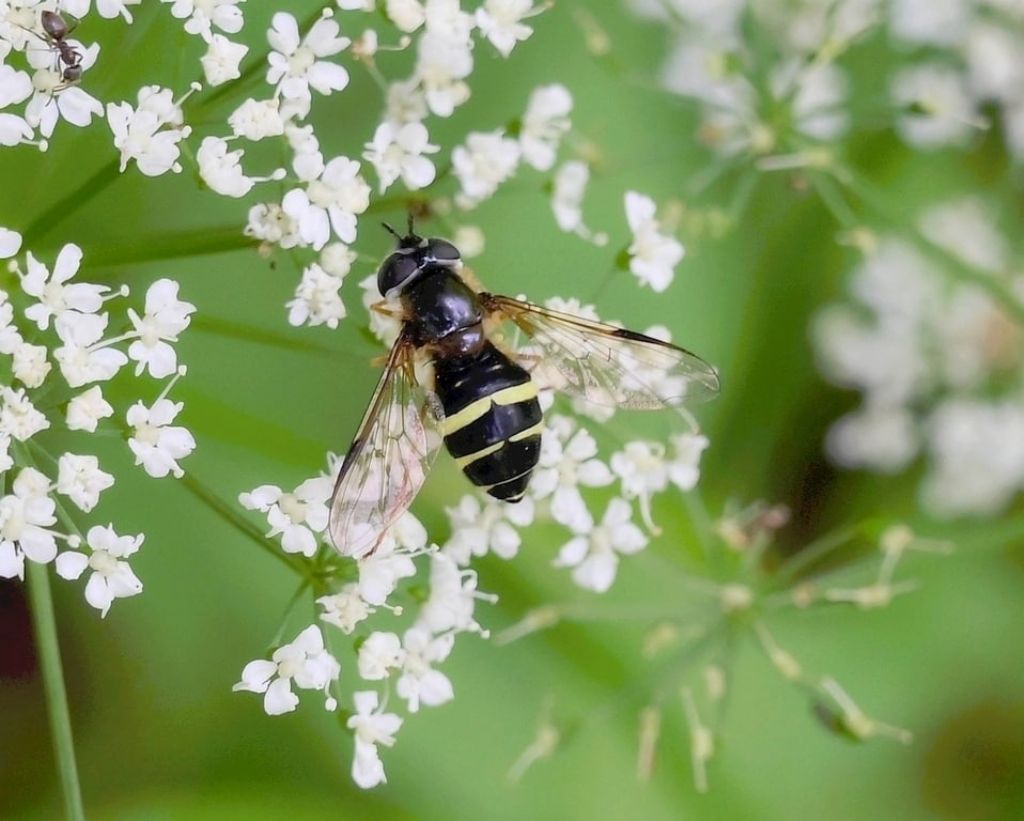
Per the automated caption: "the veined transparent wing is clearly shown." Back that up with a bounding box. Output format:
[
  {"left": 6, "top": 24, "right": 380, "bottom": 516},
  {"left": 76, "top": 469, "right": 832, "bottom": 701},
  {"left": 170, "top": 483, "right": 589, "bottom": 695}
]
[
  {"left": 328, "top": 332, "right": 443, "bottom": 558},
  {"left": 481, "top": 293, "right": 720, "bottom": 409}
]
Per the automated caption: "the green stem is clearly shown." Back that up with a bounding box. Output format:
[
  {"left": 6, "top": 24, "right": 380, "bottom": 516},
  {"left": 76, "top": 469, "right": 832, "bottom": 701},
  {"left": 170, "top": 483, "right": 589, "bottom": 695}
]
[
  {"left": 27, "top": 563, "right": 86, "bottom": 821},
  {"left": 21, "top": 160, "right": 123, "bottom": 249}
]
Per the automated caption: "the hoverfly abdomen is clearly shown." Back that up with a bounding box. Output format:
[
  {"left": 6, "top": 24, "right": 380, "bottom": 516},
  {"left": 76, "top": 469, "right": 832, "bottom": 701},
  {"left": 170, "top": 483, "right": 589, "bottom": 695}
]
[{"left": 434, "top": 342, "right": 543, "bottom": 503}]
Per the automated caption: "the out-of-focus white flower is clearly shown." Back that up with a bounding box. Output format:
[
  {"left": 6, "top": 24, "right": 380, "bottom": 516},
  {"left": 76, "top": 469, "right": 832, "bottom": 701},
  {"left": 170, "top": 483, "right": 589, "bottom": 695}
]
[
  {"left": 56, "top": 453, "right": 114, "bottom": 513},
  {"left": 361, "top": 273, "right": 402, "bottom": 346},
  {"left": 201, "top": 34, "right": 249, "bottom": 86},
  {"left": 357, "top": 631, "right": 405, "bottom": 680},
  {"left": 417, "top": 552, "right": 495, "bottom": 636},
  {"left": 55, "top": 524, "right": 143, "bottom": 616},
  {"left": 0, "top": 386, "right": 51, "bottom": 441},
  {"left": 519, "top": 83, "right": 571, "bottom": 171},
  {"left": 267, "top": 12, "right": 351, "bottom": 99},
  {"left": 127, "top": 279, "right": 196, "bottom": 378},
  {"left": 198, "top": 136, "right": 254, "bottom": 197},
  {"left": 229, "top": 98, "right": 286, "bottom": 141},
  {"left": 891, "top": 64, "right": 979, "bottom": 149},
  {"left": 625, "top": 191, "right": 684, "bottom": 293},
  {"left": 233, "top": 625, "right": 341, "bottom": 715},
  {"left": 357, "top": 527, "right": 421, "bottom": 604},
  {"left": 318, "top": 583, "right": 374, "bottom": 633},
  {"left": 476, "top": 0, "right": 541, "bottom": 57},
  {"left": 919, "top": 197, "right": 1009, "bottom": 275},
  {"left": 287, "top": 262, "right": 347, "bottom": 328},
  {"left": 387, "top": 0, "right": 426, "bottom": 32},
  {"left": 239, "top": 475, "right": 332, "bottom": 556},
  {"left": 363, "top": 121, "right": 439, "bottom": 192},
  {"left": 531, "top": 415, "right": 614, "bottom": 534},
  {"left": 827, "top": 404, "right": 920, "bottom": 473},
  {"left": 888, "top": 0, "right": 968, "bottom": 47},
  {"left": 395, "top": 626, "right": 454, "bottom": 712},
  {"left": 347, "top": 690, "right": 402, "bottom": 788},
  {"left": 551, "top": 162, "right": 606, "bottom": 245},
  {"left": 385, "top": 78, "right": 429, "bottom": 125},
  {"left": 282, "top": 156, "right": 371, "bottom": 249},
  {"left": 553, "top": 498, "right": 648, "bottom": 593},
  {"left": 442, "top": 493, "right": 535, "bottom": 564},
  {"left": 0, "top": 467, "right": 60, "bottom": 579},
  {"left": 453, "top": 129, "right": 521, "bottom": 208},
  {"left": 127, "top": 395, "right": 196, "bottom": 478},
  {"left": 668, "top": 432, "right": 710, "bottom": 491},
  {"left": 416, "top": 31, "right": 472, "bottom": 117}
]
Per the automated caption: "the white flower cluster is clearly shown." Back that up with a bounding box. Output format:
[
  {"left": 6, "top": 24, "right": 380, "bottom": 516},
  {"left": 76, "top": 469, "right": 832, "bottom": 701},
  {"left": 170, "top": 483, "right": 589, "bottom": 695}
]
[
  {"left": 0, "top": 226, "right": 196, "bottom": 613},
  {"left": 813, "top": 199, "right": 1024, "bottom": 516},
  {"left": 631, "top": 0, "right": 1024, "bottom": 160}
]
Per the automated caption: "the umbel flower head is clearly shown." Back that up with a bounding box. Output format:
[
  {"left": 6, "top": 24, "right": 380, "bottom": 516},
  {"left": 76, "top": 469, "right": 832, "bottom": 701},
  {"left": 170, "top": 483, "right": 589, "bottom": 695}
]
[{"left": 0, "top": 226, "right": 196, "bottom": 615}]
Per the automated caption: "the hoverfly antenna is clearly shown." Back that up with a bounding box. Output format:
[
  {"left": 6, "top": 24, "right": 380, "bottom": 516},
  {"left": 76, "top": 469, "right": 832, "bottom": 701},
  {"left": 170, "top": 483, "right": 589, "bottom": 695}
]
[
  {"left": 382, "top": 222, "right": 401, "bottom": 240},
  {"left": 406, "top": 213, "right": 416, "bottom": 236}
]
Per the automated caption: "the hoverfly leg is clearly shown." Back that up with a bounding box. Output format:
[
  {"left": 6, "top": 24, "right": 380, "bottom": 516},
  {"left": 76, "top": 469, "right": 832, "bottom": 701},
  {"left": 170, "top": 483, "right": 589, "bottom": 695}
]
[{"left": 369, "top": 299, "right": 403, "bottom": 319}]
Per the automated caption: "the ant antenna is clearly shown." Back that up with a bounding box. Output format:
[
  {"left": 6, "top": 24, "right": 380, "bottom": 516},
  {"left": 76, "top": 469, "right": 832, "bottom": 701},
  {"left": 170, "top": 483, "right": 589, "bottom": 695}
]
[{"left": 382, "top": 222, "right": 401, "bottom": 239}]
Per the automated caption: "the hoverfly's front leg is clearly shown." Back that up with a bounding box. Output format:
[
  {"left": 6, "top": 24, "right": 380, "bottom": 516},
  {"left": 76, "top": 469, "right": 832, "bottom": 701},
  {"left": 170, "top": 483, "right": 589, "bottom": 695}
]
[{"left": 370, "top": 299, "right": 404, "bottom": 319}]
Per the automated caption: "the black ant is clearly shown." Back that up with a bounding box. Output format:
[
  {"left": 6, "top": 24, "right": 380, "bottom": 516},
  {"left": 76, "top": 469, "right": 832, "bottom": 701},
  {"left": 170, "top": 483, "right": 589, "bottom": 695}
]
[{"left": 37, "top": 10, "right": 83, "bottom": 90}]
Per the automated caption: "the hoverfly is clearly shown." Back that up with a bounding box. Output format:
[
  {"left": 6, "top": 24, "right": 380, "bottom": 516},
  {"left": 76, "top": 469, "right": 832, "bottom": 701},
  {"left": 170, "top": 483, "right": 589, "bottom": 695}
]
[{"left": 328, "top": 221, "right": 720, "bottom": 557}]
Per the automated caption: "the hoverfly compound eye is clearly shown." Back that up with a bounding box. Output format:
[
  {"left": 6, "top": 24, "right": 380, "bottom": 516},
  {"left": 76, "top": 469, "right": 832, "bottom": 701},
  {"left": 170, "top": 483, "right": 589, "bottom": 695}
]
[
  {"left": 426, "top": 238, "right": 461, "bottom": 265},
  {"left": 378, "top": 252, "right": 421, "bottom": 297}
]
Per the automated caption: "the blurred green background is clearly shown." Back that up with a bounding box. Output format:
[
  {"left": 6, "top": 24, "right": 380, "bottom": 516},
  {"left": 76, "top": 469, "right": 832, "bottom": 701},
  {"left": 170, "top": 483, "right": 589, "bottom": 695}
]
[{"left": 2, "top": 2, "right": 1024, "bottom": 819}]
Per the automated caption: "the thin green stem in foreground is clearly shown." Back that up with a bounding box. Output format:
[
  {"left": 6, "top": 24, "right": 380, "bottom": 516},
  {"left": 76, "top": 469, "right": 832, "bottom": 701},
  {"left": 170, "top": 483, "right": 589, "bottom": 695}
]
[{"left": 27, "top": 562, "right": 86, "bottom": 821}]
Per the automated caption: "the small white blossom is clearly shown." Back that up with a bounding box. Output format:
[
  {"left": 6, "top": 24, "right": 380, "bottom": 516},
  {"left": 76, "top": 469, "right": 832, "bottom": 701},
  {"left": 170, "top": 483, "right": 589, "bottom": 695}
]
[
  {"left": 891, "top": 64, "right": 979, "bottom": 149},
  {"left": 0, "top": 386, "right": 50, "bottom": 441},
  {"left": 20, "top": 243, "right": 106, "bottom": 331},
  {"left": 395, "top": 626, "right": 454, "bottom": 712},
  {"left": 416, "top": 31, "right": 473, "bottom": 117},
  {"left": 318, "top": 583, "right": 374, "bottom": 633},
  {"left": 267, "top": 12, "right": 351, "bottom": 99},
  {"left": 107, "top": 85, "right": 192, "bottom": 176},
  {"left": 24, "top": 42, "right": 104, "bottom": 139},
  {"left": 127, "top": 397, "right": 196, "bottom": 478},
  {"left": 417, "top": 552, "right": 495, "bottom": 636},
  {"left": 127, "top": 279, "right": 196, "bottom": 378},
  {"left": 229, "top": 98, "right": 286, "bottom": 141},
  {"left": 163, "top": 0, "right": 245, "bottom": 38},
  {"left": 201, "top": 34, "right": 249, "bottom": 86},
  {"left": 347, "top": 690, "right": 402, "bottom": 788},
  {"left": 55, "top": 524, "right": 142, "bottom": 616},
  {"left": 56, "top": 453, "right": 114, "bottom": 513},
  {"left": 233, "top": 625, "right": 341, "bottom": 715},
  {"left": 476, "top": 0, "right": 539, "bottom": 57},
  {"left": 519, "top": 84, "right": 572, "bottom": 171},
  {"left": 553, "top": 498, "right": 648, "bottom": 593},
  {"left": 198, "top": 136, "right": 254, "bottom": 197},
  {"left": 282, "top": 156, "right": 371, "bottom": 249},
  {"left": 245, "top": 202, "right": 301, "bottom": 248},
  {"left": 66, "top": 386, "right": 115, "bottom": 433},
  {"left": 442, "top": 493, "right": 534, "bottom": 564},
  {"left": 551, "top": 161, "right": 606, "bottom": 244},
  {"left": 357, "top": 631, "right": 405, "bottom": 680},
  {"left": 54, "top": 312, "right": 128, "bottom": 388},
  {"left": 239, "top": 475, "right": 331, "bottom": 556},
  {"left": 363, "top": 121, "right": 439, "bottom": 193},
  {"left": 452, "top": 129, "right": 521, "bottom": 208},
  {"left": 0, "top": 227, "right": 22, "bottom": 258},
  {"left": 12, "top": 342, "right": 51, "bottom": 388},
  {"left": 357, "top": 528, "right": 419, "bottom": 604},
  {"left": 625, "top": 191, "right": 684, "bottom": 293},
  {"left": 387, "top": 0, "right": 426, "bottom": 32},
  {"left": 0, "top": 468, "right": 59, "bottom": 579},
  {"left": 287, "top": 262, "right": 347, "bottom": 328}
]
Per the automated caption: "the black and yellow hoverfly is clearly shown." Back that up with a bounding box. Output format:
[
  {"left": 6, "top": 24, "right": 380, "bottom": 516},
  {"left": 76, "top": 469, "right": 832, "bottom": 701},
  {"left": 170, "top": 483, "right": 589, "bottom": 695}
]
[{"left": 328, "top": 223, "right": 720, "bottom": 557}]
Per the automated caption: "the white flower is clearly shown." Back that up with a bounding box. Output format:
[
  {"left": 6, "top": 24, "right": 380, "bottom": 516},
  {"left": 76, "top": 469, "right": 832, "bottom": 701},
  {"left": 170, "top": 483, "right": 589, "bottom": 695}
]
[
  {"left": 233, "top": 625, "right": 341, "bottom": 715},
  {"left": 127, "top": 397, "right": 196, "bottom": 478},
  {"left": 361, "top": 273, "right": 402, "bottom": 346},
  {"left": 201, "top": 34, "right": 249, "bottom": 86},
  {"left": 891, "top": 64, "right": 978, "bottom": 149},
  {"left": 625, "top": 191, "right": 684, "bottom": 293},
  {"left": 347, "top": 690, "right": 402, "bottom": 789},
  {"left": 362, "top": 121, "right": 439, "bottom": 193},
  {"left": 12, "top": 342, "right": 51, "bottom": 388},
  {"left": 197, "top": 136, "right": 254, "bottom": 197},
  {"left": 889, "top": 0, "right": 968, "bottom": 47},
  {"left": 476, "top": 0, "right": 539, "bottom": 57},
  {"left": 62, "top": 0, "right": 142, "bottom": 22},
  {"left": 24, "top": 42, "right": 105, "bottom": 139},
  {"left": 551, "top": 161, "right": 606, "bottom": 244},
  {"left": 66, "top": 386, "right": 115, "bottom": 433},
  {"left": 57, "top": 453, "right": 114, "bottom": 513},
  {"left": 452, "top": 129, "right": 521, "bottom": 208},
  {"left": 387, "top": 0, "right": 425, "bottom": 32},
  {"left": 519, "top": 84, "right": 571, "bottom": 171},
  {"left": 282, "top": 156, "right": 371, "bottom": 249},
  {"left": 553, "top": 498, "right": 648, "bottom": 593},
  {"left": 826, "top": 404, "right": 920, "bottom": 473},
  {"left": 415, "top": 31, "right": 472, "bottom": 117},
  {"left": 385, "top": 78, "right": 429, "bottom": 125},
  {"left": 287, "top": 262, "right": 347, "bottom": 329},
  {"left": 0, "top": 386, "right": 50, "bottom": 441},
  {"left": 395, "top": 626, "right": 454, "bottom": 712},
  {"left": 530, "top": 416, "right": 614, "bottom": 533},
  {"left": 417, "top": 553, "right": 494, "bottom": 635},
  {"left": 442, "top": 493, "right": 534, "bottom": 564},
  {"left": 127, "top": 279, "right": 196, "bottom": 378},
  {"left": 357, "top": 530, "right": 419, "bottom": 604},
  {"left": 0, "top": 64, "right": 32, "bottom": 110},
  {"left": 245, "top": 202, "right": 301, "bottom": 248},
  {"left": 228, "top": 97, "right": 286, "bottom": 141},
  {"left": 163, "top": 0, "right": 245, "bottom": 38},
  {"left": 267, "top": 12, "right": 351, "bottom": 99},
  {"left": 20, "top": 244, "right": 106, "bottom": 331},
  {"left": 318, "top": 583, "right": 374, "bottom": 633},
  {"left": 55, "top": 524, "right": 143, "bottom": 616},
  {"left": 0, "top": 226, "right": 22, "bottom": 258},
  {"left": 239, "top": 476, "right": 331, "bottom": 556},
  {"left": 107, "top": 86, "right": 192, "bottom": 176},
  {"left": 0, "top": 114, "right": 34, "bottom": 148},
  {"left": 0, "top": 468, "right": 59, "bottom": 580},
  {"left": 54, "top": 312, "right": 129, "bottom": 388},
  {"left": 357, "top": 631, "right": 405, "bottom": 680},
  {"left": 320, "top": 242, "right": 357, "bottom": 277},
  {"left": 668, "top": 432, "right": 710, "bottom": 491}
]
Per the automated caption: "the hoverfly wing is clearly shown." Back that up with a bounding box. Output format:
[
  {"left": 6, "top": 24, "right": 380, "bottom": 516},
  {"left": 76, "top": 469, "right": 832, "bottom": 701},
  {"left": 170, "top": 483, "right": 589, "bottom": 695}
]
[
  {"left": 481, "top": 294, "right": 720, "bottom": 410},
  {"left": 328, "top": 332, "right": 443, "bottom": 558}
]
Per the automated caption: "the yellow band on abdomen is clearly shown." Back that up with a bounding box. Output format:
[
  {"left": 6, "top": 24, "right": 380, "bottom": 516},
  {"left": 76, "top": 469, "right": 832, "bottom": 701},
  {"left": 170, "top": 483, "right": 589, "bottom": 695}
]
[{"left": 440, "top": 380, "right": 539, "bottom": 436}]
